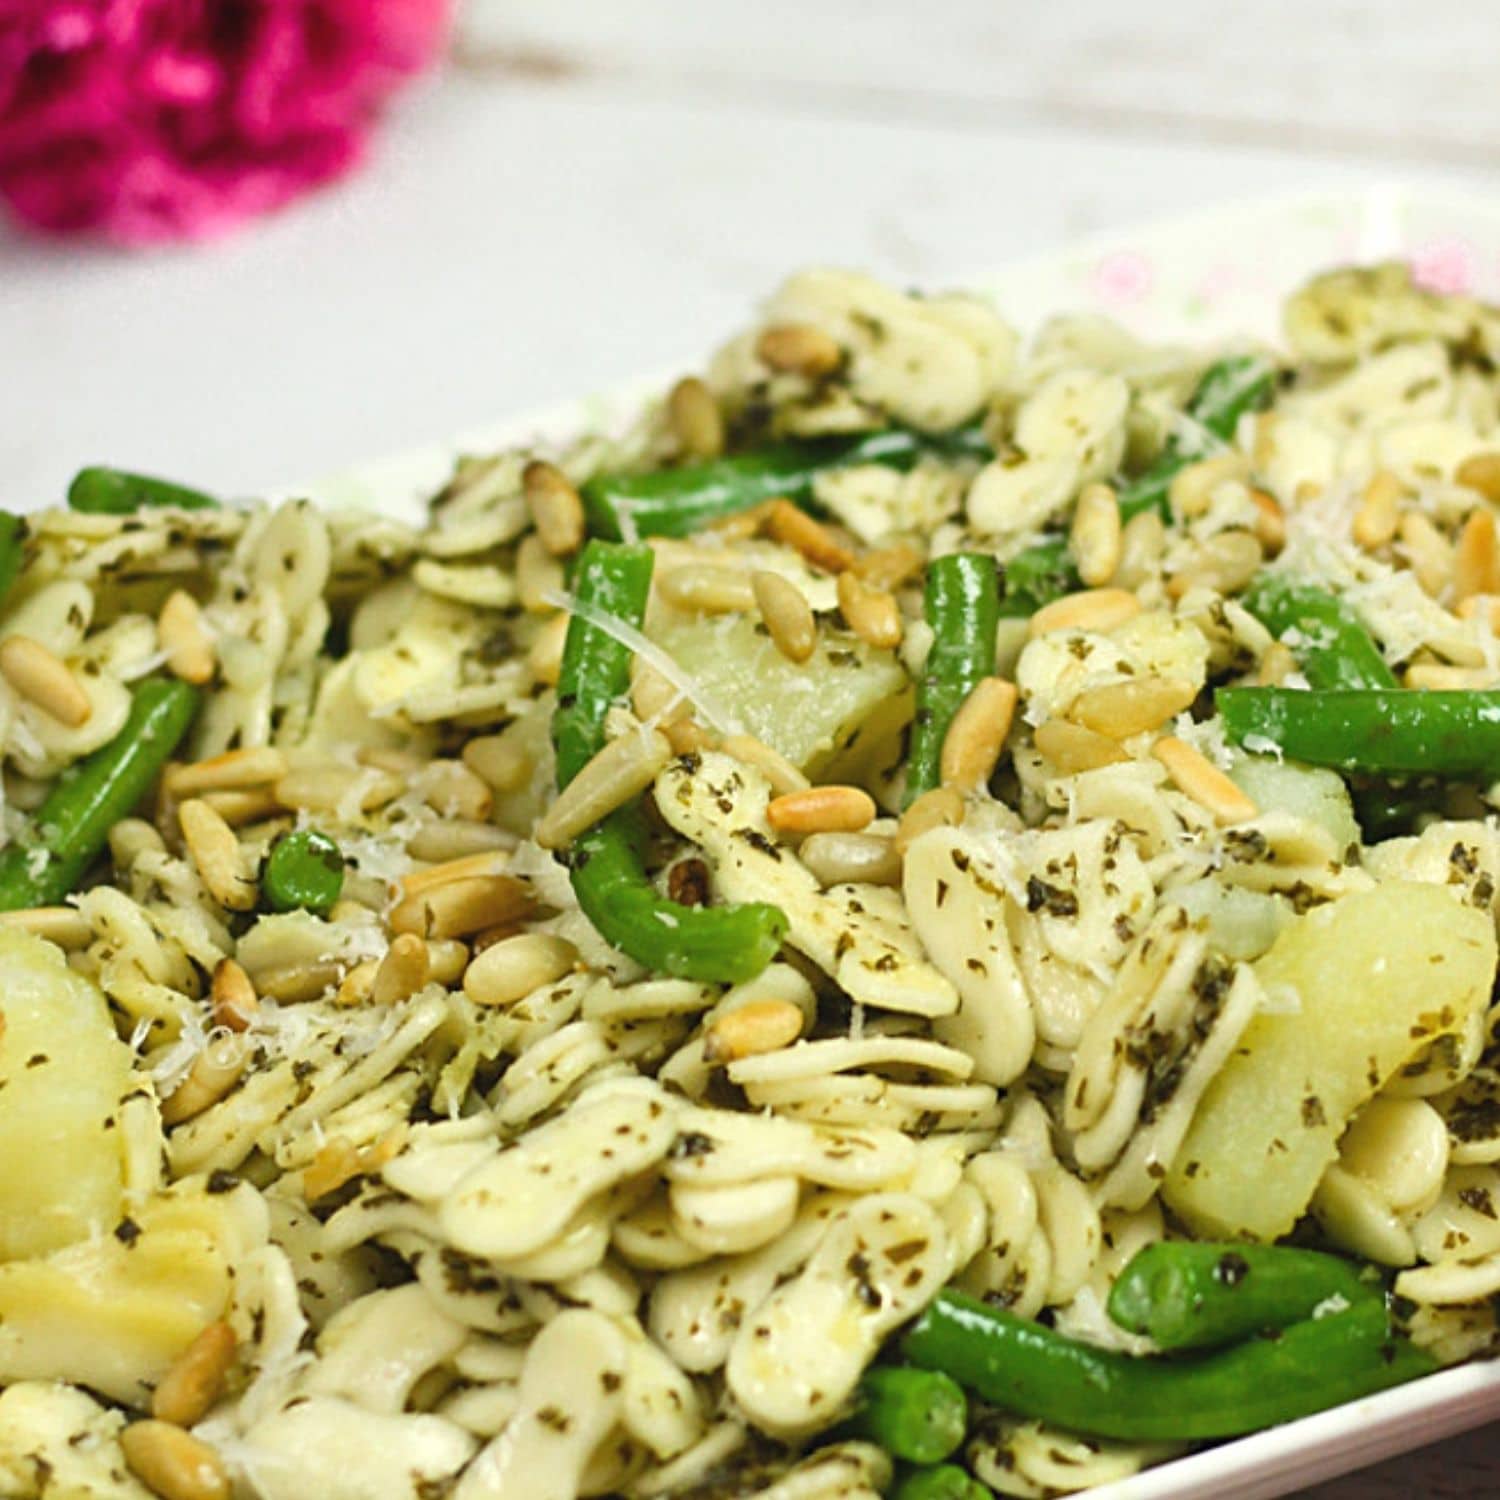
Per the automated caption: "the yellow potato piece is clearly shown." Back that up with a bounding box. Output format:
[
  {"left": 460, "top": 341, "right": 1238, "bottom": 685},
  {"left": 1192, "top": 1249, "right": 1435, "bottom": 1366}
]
[
  {"left": 1165, "top": 883, "right": 1496, "bottom": 1242},
  {"left": 0, "top": 929, "right": 133, "bottom": 1260},
  {"left": 0, "top": 1183, "right": 260, "bottom": 1408}
]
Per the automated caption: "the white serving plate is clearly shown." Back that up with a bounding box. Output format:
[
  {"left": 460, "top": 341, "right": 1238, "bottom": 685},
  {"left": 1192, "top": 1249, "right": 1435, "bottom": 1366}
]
[{"left": 301, "top": 183, "right": 1500, "bottom": 1499}]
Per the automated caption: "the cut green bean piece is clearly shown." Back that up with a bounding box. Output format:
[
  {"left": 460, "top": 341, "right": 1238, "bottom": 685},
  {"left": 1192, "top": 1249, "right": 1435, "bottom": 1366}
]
[
  {"left": 0, "top": 679, "right": 200, "bottom": 910},
  {"left": 1219, "top": 687, "right": 1500, "bottom": 778},
  {"left": 1241, "top": 574, "right": 1396, "bottom": 691},
  {"left": 68, "top": 466, "right": 219, "bottom": 514},
  {"left": 901, "top": 1288, "right": 1433, "bottom": 1442},
  {"left": 0, "top": 514, "right": 24, "bottom": 612},
  {"left": 906, "top": 553, "right": 1001, "bottom": 805},
  {"left": 892, "top": 1465, "right": 994, "bottom": 1500},
  {"left": 262, "top": 829, "right": 345, "bottom": 914},
  {"left": 845, "top": 1366, "right": 968, "bottom": 1464},
  {"left": 1107, "top": 1241, "right": 1378, "bottom": 1351}
]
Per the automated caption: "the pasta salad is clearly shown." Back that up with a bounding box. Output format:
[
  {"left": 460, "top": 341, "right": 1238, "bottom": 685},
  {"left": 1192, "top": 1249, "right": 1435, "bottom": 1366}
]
[{"left": 0, "top": 261, "right": 1498, "bottom": 1500}]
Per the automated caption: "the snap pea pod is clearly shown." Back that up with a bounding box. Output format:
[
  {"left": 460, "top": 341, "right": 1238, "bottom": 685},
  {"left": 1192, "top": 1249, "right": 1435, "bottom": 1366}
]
[
  {"left": 1107, "top": 1241, "right": 1378, "bottom": 1352},
  {"left": 554, "top": 540, "right": 787, "bottom": 982},
  {"left": 68, "top": 466, "right": 219, "bottom": 514},
  {"left": 0, "top": 513, "right": 25, "bottom": 612},
  {"left": 900, "top": 1289, "right": 1434, "bottom": 1442},
  {"left": 0, "top": 678, "right": 200, "bottom": 910},
  {"left": 261, "top": 829, "right": 345, "bottom": 914},
  {"left": 1218, "top": 687, "right": 1500, "bottom": 778},
  {"left": 580, "top": 425, "right": 990, "bottom": 540},
  {"left": 1000, "top": 354, "right": 1277, "bottom": 613},
  {"left": 1241, "top": 574, "right": 1396, "bottom": 691},
  {"left": 905, "top": 553, "right": 1001, "bottom": 806},
  {"left": 892, "top": 1465, "right": 993, "bottom": 1500},
  {"left": 844, "top": 1366, "right": 968, "bottom": 1465}
]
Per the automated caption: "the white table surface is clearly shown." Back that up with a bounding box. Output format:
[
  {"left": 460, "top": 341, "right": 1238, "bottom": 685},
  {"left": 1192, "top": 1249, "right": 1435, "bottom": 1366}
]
[{"left": 1, "top": 2, "right": 1495, "bottom": 1491}]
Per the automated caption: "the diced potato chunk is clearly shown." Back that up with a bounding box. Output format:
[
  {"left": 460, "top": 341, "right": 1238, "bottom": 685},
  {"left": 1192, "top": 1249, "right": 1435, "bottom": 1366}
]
[
  {"left": 0, "top": 930, "right": 133, "bottom": 1260},
  {"left": 649, "top": 611, "right": 910, "bottom": 777},
  {"left": 1165, "top": 883, "right": 1495, "bottom": 1241}
]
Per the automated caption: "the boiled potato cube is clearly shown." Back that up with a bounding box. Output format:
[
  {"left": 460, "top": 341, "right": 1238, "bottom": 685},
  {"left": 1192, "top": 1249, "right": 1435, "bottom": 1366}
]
[
  {"left": 1164, "top": 883, "right": 1495, "bottom": 1241},
  {"left": 649, "top": 611, "right": 910, "bottom": 778},
  {"left": 0, "top": 929, "right": 133, "bottom": 1260}
]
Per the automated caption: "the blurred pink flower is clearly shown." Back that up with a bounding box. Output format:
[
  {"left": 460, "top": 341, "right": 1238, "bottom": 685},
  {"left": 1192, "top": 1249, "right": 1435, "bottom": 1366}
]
[{"left": 0, "top": 0, "right": 450, "bottom": 245}]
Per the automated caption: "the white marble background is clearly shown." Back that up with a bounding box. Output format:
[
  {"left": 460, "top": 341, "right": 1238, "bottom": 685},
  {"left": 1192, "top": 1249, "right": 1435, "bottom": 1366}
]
[{"left": 1, "top": 2, "right": 1496, "bottom": 1491}]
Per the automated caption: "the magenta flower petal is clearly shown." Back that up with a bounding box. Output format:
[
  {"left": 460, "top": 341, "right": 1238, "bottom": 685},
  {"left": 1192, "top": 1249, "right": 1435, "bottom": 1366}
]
[{"left": 0, "top": 0, "right": 451, "bottom": 245}]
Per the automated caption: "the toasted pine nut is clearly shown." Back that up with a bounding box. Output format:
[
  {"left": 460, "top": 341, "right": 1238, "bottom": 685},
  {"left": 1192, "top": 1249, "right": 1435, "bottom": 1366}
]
[
  {"left": 1457, "top": 594, "right": 1500, "bottom": 630},
  {"left": 372, "top": 933, "right": 430, "bottom": 1006},
  {"left": 1152, "top": 736, "right": 1257, "bottom": 825},
  {"left": 668, "top": 376, "right": 725, "bottom": 459},
  {"left": 1166, "top": 529, "right": 1263, "bottom": 599},
  {"left": 179, "top": 800, "right": 257, "bottom": 911},
  {"left": 303, "top": 1136, "right": 363, "bottom": 1201},
  {"left": 402, "top": 849, "right": 511, "bottom": 898},
  {"left": 158, "top": 591, "right": 215, "bottom": 686},
  {"left": 274, "top": 763, "right": 403, "bottom": 815},
  {"left": 0, "top": 905, "right": 92, "bottom": 947},
  {"left": 665, "top": 718, "right": 714, "bottom": 754},
  {"left": 1070, "top": 483, "right": 1122, "bottom": 587},
  {"left": 419, "top": 760, "right": 494, "bottom": 822},
  {"left": 120, "top": 1420, "right": 230, "bottom": 1500},
  {"left": 1454, "top": 508, "right": 1499, "bottom": 603},
  {"left": 1404, "top": 662, "right": 1497, "bottom": 690},
  {"left": 389, "top": 874, "right": 536, "bottom": 940},
  {"left": 1033, "top": 718, "right": 1129, "bottom": 773},
  {"left": 1029, "top": 588, "right": 1141, "bottom": 639},
  {"left": 1068, "top": 676, "right": 1197, "bottom": 739},
  {"left": 463, "top": 728, "right": 534, "bottom": 793},
  {"left": 197, "top": 787, "right": 282, "bottom": 826},
  {"left": 0, "top": 635, "right": 90, "bottom": 727},
  {"left": 527, "top": 612, "right": 569, "bottom": 686},
  {"left": 708, "top": 500, "right": 776, "bottom": 542},
  {"left": 335, "top": 958, "right": 379, "bottom": 1008},
  {"left": 517, "top": 533, "right": 565, "bottom": 614},
  {"left": 894, "top": 785, "right": 964, "bottom": 854},
  {"left": 1353, "top": 470, "right": 1404, "bottom": 549},
  {"left": 1255, "top": 642, "right": 1298, "bottom": 686},
  {"left": 1167, "top": 452, "right": 1248, "bottom": 520},
  {"left": 1249, "top": 490, "right": 1286, "bottom": 555},
  {"left": 940, "top": 676, "right": 1018, "bottom": 792},
  {"left": 152, "top": 1321, "right": 236, "bottom": 1427},
  {"left": 703, "top": 998, "right": 804, "bottom": 1063},
  {"left": 799, "top": 831, "right": 901, "bottom": 888},
  {"left": 426, "top": 938, "right": 469, "bottom": 986},
  {"left": 756, "top": 323, "right": 842, "bottom": 377},
  {"left": 522, "top": 459, "right": 586, "bottom": 556},
  {"left": 852, "top": 541, "right": 925, "bottom": 589},
  {"left": 1114, "top": 511, "right": 1166, "bottom": 591},
  {"left": 464, "top": 932, "right": 578, "bottom": 1008},
  {"left": 837, "top": 570, "right": 902, "bottom": 649},
  {"left": 535, "top": 729, "right": 673, "bottom": 851},
  {"left": 167, "top": 747, "right": 287, "bottom": 798},
  {"left": 767, "top": 784, "right": 875, "bottom": 836},
  {"left": 109, "top": 817, "right": 166, "bottom": 869},
  {"left": 1399, "top": 511, "right": 1454, "bottom": 598},
  {"left": 752, "top": 571, "right": 817, "bottom": 663},
  {"left": 210, "top": 958, "right": 257, "bottom": 1032},
  {"left": 659, "top": 564, "right": 756, "bottom": 615},
  {"left": 258, "top": 961, "right": 343, "bottom": 1004},
  {"left": 406, "top": 819, "right": 514, "bottom": 863},
  {"left": 1456, "top": 452, "right": 1500, "bottom": 505},
  {"left": 764, "top": 499, "right": 855, "bottom": 573},
  {"left": 720, "top": 732, "right": 810, "bottom": 796},
  {"left": 1252, "top": 411, "right": 1279, "bottom": 468},
  {"left": 161, "top": 1034, "right": 248, "bottom": 1125}
]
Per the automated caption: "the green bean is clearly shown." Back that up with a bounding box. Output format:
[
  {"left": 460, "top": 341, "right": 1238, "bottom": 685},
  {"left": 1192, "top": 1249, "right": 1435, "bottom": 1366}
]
[
  {"left": 554, "top": 541, "right": 787, "bottom": 982},
  {"left": 900, "top": 1288, "right": 1434, "bottom": 1442},
  {"left": 1107, "top": 1241, "right": 1378, "bottom": 1351},
  {"left": 1000, "top": 354, "right": 1276, "bottom": 612},
  {"left": 580, "top": 426, "right": 988, "bottom": 540},
  {"left": 892, "top": 1464, "right": 993, "bottom": 1500},
  {"left": 68, "top": 466, "right": 219, "bottom": 514},
  {"left": 0, "top": 514, "right": 25, "bottom": 612},
  {"left": 0, "top": 679, "right": 199, "bottom": 910},
  {"left": 261, "top": 829, "right": 345, "bottom": 914},
  {"left": 905, "top": 553, "right": 1001, "bottom": 806},
  {"left": 844, "top": 1366, "right": 968, "bottom": 1464},
  {"left": 1218, "top": 686, "right": 1500, "bottom": 777},
  {"left": 1241, "top": 574, "right": 1396, "bottom": 691}
]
